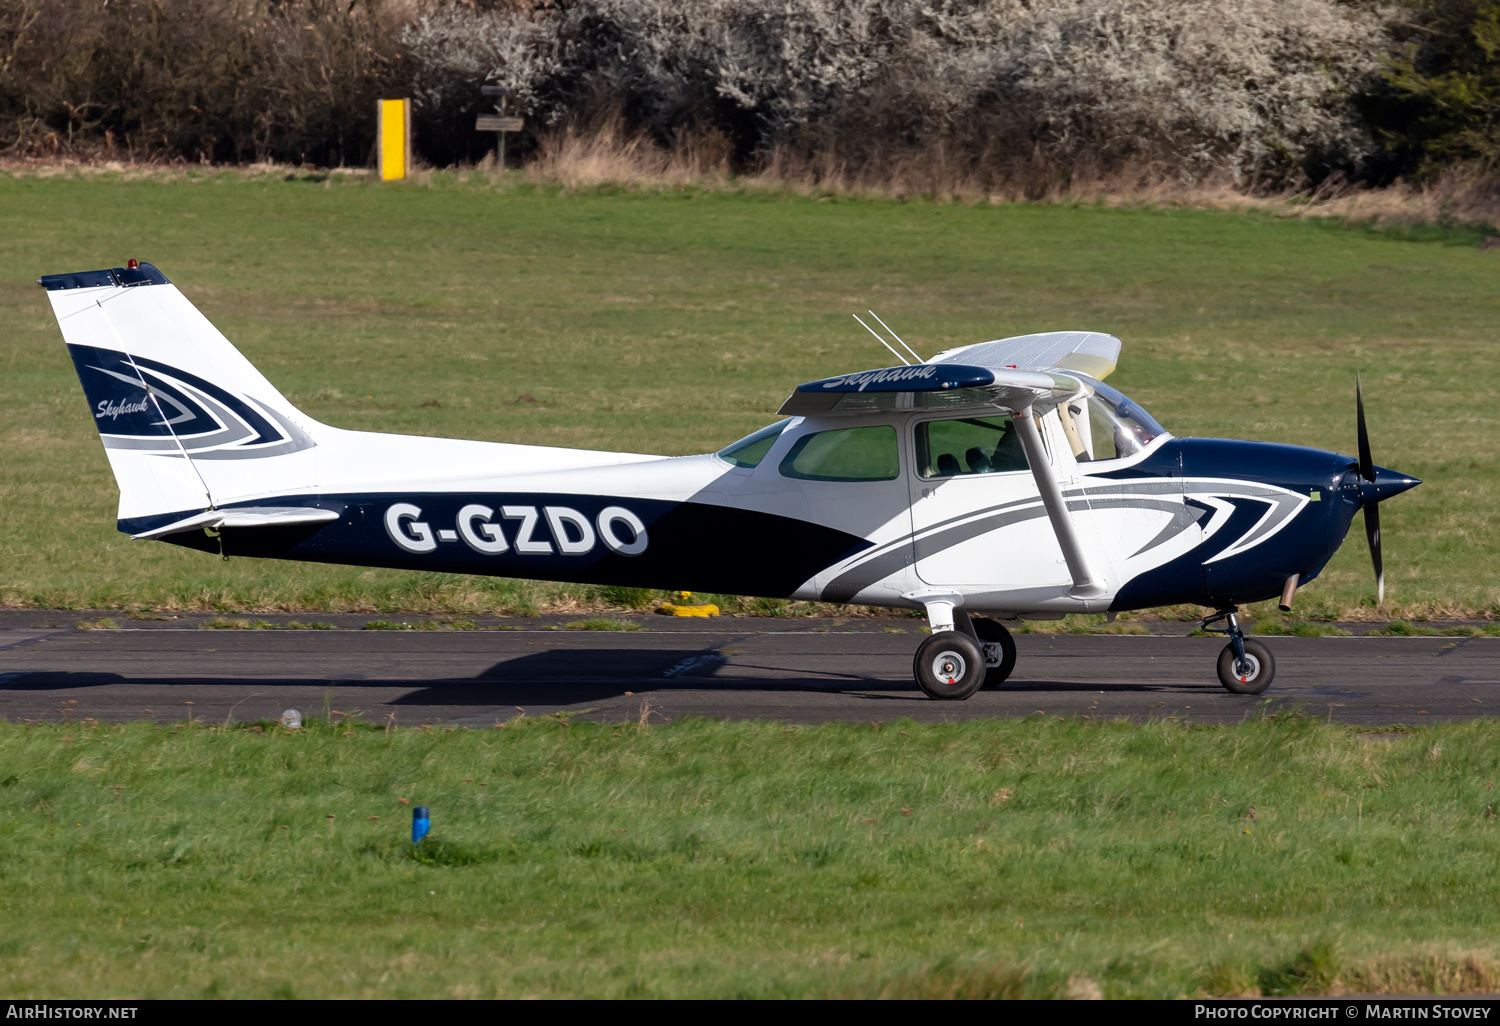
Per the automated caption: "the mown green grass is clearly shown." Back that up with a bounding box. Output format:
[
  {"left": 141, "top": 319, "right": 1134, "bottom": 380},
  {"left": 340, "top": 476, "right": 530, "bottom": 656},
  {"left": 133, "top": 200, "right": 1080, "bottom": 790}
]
[
  {"left": 3, "top": 715, "right": 1499, "bottom": 998},
  {"left": 1, "top": 170, "right": 1496, "bottom": 618}
]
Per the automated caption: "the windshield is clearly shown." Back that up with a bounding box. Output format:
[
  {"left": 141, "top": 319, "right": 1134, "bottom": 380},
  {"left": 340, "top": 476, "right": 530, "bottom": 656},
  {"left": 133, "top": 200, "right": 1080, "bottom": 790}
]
[
  {"left": 717, "top": 419, "right": 791, "bottom": 468},
  {"left": 1057, "top": 374, "right": 1165, "bottom": 461}
]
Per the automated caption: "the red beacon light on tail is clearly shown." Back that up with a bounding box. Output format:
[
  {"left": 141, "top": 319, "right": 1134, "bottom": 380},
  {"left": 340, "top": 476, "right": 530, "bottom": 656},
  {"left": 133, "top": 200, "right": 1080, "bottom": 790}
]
[{"left": 126, "top": 259, "right": 139, "bottom": 269}]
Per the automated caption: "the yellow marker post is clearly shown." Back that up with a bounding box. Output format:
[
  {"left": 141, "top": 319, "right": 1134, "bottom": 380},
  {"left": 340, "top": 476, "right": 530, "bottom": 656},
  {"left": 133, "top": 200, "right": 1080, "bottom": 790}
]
[{"left": 377, "top": 99, "right": 410, "bottom": 181}]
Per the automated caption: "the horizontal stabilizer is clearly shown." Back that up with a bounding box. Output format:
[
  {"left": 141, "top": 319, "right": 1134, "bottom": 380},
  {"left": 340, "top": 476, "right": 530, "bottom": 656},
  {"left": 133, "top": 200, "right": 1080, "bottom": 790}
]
[{"left": 131, "top": 506, "right": 339, "bottom": 541}]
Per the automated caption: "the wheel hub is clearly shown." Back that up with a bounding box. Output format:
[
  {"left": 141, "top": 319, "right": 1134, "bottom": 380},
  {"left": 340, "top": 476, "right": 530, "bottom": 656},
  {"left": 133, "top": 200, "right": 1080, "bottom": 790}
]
[{"left": 932, "top": 650, "right": 967, "bottom": 685}]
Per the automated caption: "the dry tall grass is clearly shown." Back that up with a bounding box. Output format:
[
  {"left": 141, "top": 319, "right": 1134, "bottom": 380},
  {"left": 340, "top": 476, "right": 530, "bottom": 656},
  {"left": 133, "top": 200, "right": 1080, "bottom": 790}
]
[
  {"left": 1338, "top": 950, "right": 1500, "bottom": 997},
  {"left": 516, "top": 120, "right": 1500, "bottom": 232},
  {"left": 521, "top": 119, "right": 733, "bottom": 190},
  {"left": 7, "top": 134, "right": 1498, "bottom": 234}
]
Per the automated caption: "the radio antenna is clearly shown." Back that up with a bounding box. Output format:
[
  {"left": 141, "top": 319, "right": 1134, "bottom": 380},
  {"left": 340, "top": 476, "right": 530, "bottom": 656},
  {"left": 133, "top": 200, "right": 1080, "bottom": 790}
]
[
  {"left": 868, "top": 310, "right": 923, "bottom": 364},
  {"left": 95, "top": 300, "right": 215, "bottom": 510},
  {"left": 852, "top": 313, "right": 910, "bottom": 365}
]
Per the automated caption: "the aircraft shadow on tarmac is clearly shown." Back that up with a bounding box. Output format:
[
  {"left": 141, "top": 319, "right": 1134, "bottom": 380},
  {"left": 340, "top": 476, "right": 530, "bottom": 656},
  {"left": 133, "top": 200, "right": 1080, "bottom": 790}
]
[
  {"left": 396, "top": 648, "right": 896, "bottom": 705},
  {"left": 0, "top": 647, "right": 1221, "bottom": 705},
  {"left": 0, "top": 672, "right": 134, "bottom": 691},
  {"left": 400, "top": 650, "right": 1218, "bottom": 704}
]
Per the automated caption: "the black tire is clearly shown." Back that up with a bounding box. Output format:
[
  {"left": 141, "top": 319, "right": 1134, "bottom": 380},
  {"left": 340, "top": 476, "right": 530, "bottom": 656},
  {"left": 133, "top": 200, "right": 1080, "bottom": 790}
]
[
  {"left": 971, "top": 617, "right": 1018, "bottom": 688},
  {"left": 913, "top": 630, "right": 986, "bottom": 701},
  {"left": 1217, "top": 639, "right": 1275, "bottom": 694}
]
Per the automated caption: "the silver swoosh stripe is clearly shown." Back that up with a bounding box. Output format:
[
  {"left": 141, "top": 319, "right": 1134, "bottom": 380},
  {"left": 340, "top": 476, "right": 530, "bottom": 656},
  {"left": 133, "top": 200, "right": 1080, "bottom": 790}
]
[
  {"left": 88, "top": 364, "right": 199, "bottom": 427},
  {"left": 97, "top": 370, "right": 315, "bottom": 461},
  {"left": 186, "top": 403, "right": 315, "bottom": 460},
  {"left": 103, "top": 384, "right": 256, "bottom": 451},
  {"left": 1191, "top": 486, "right": 1307, "bottom": 563},
  {"left": 819, "top": 475, "right": 1300, "bottom": 601},
  {"left": 1076, "top": 497, "right": 1210, "bottom": 558},
  {"left": 97, "top": 367, "right": 257, "bottom": 452},
  {"left": 822, "top": 502, "right": 1053, "bottom": 602}
]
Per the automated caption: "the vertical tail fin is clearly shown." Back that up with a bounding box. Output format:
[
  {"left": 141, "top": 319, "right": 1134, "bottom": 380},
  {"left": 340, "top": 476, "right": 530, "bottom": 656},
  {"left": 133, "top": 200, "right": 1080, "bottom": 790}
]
[{"left": 40, "top": 263, "right": 319, "bottom": 531}]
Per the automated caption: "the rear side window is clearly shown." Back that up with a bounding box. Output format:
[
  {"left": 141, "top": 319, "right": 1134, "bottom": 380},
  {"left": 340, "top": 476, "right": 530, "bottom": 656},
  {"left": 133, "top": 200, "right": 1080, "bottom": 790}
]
[
  {"left": 779, "top": 425, "right": 899, "bottom": 481},
  {"left": 916, "top": 416, "right": 1030, "bottom": 479}
]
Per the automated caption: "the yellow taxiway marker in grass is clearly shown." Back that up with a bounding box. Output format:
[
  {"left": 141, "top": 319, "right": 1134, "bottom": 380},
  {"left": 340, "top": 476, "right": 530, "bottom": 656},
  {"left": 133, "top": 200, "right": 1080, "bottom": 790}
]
[{"left": 657, "top": 592, "right": 720, "bottom": 617}]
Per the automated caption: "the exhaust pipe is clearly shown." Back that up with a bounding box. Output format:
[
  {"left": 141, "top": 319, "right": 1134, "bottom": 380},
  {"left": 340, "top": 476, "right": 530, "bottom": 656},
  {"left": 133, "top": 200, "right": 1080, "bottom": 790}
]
[{"left": 1279, "top": 574, "right": 1299, "bottom": 613}]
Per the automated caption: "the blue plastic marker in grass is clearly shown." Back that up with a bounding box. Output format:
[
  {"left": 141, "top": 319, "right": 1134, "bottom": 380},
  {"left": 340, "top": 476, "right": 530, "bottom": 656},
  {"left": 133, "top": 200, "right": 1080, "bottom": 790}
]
[{"left": 412, "top": 806, "right": 430, "bottom": 843}]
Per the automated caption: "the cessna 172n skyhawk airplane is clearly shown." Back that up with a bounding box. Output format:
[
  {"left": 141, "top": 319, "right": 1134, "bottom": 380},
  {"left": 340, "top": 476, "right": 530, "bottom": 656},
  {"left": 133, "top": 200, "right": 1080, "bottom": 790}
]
[{"left": 42, "top": 261, "right": 1420, "bottom": 701}]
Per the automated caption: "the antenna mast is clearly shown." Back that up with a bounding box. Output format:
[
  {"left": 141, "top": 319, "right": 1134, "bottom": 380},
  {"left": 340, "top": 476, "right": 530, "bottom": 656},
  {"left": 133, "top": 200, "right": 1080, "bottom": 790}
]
[
  {"left": 852, "top": 314, "right": 910, "bottom": 365},
  {"left": 868, "top": 310, "right": 923, "bottom": 363}
]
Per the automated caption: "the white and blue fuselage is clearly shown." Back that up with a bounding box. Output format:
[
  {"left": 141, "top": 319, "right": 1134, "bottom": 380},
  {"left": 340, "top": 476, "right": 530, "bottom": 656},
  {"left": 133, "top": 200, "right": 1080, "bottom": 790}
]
[{"left": 40, "top": 262, "right": 1419, "bottom": 697}]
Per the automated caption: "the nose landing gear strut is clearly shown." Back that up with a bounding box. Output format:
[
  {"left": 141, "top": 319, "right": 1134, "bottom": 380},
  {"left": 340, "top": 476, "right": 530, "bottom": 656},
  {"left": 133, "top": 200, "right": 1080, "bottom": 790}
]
[{"left": 1201, "top": 607, "right": 1275, "bottom": 694}]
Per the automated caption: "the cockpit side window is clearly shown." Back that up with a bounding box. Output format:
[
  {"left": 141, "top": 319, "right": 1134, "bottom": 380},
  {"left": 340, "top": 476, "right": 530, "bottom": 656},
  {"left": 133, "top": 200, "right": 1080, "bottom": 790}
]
[
  {"left": 1057, "top": 374, "right": 1165, "bottom": 462},
  {"left": 915, "top": 416, "right": 1029, "bottom": 479},
  {"left": 717, "top": 419, "right": 791, "bottom": 468},
  {"left": 778, "top": 425, "right": 899, "bottom": 481}
]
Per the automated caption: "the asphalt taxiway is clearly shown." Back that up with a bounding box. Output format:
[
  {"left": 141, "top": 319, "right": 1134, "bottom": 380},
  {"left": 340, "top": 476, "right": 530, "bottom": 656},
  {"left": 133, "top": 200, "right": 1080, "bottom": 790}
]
[{"left": 0, "top": 613, "right": 1494, "bottom": 726}]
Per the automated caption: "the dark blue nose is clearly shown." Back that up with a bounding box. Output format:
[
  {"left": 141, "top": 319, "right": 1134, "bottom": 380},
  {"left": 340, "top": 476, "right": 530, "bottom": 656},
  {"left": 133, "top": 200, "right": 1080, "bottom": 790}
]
[{"left": 1358, "top": 465, "right": 1421, "bottom": 507}]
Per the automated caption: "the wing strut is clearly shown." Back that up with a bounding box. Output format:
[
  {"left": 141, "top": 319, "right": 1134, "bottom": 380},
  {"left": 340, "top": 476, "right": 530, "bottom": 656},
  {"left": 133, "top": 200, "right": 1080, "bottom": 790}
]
[{"left": 1013, "top": 407, "right": 1105, "bottom": 601}]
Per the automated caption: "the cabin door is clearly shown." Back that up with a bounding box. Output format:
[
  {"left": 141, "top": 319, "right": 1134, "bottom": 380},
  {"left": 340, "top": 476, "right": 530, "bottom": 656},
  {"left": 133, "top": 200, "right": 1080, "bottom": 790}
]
[{"left": 905, "top": 412, "right": 1072, "bottom": 589}]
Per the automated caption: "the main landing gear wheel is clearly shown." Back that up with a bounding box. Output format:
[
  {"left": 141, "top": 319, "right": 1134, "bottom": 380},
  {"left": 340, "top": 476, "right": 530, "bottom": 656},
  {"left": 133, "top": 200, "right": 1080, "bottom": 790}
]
[
  {"left": 913, "top": 630, "right": 986, "bottom": 701},
  {"left": 1217, "top": 639, "right": 1275, "bottom": 694},
  {"left": 971, "top": 617, "right": 1018, "bottom": 688}
]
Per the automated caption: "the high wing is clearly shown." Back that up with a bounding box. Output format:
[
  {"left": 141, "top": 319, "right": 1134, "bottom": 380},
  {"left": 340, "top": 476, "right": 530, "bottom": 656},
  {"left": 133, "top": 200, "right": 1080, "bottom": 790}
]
[
  {"left": 777, "top": 331, "right": 1119, "bottom": 417},
  {"left": 928, "top": 330, "right": 1121, "bottom": 381},
  {"left": 778, "top": 363, "right": 1082, "bottom": 417}
]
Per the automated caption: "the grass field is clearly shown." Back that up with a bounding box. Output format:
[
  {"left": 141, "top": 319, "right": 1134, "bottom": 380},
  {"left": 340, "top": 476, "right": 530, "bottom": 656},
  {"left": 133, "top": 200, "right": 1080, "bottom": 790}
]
[
  {"left": 1, "top": 169, "right": 1496, "bottom": 619},
  {"left": 2, "top": 714, "right": 1498, "bottom": 998}
]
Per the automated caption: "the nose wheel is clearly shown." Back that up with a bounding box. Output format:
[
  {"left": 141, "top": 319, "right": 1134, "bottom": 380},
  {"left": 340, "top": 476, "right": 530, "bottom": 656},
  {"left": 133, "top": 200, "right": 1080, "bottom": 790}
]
[{"left": 1201, "top": 608, "right": 1275, "bottom": 694}]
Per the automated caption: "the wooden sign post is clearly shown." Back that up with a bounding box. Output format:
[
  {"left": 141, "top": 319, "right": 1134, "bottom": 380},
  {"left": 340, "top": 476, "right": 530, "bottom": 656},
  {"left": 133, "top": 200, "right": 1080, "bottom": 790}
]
[
  {"left": 476, "top": 114, "right": 523, "bottom": 169},
  {"left": 477, "top": 86, "right": 522, "bottom": 171},
  {"left": 377, "top": 98, "right": 411, "bottom": 181}
]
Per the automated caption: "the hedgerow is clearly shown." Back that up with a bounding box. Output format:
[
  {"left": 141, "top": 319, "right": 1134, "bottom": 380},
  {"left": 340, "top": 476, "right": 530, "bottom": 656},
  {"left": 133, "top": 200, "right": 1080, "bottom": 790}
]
[{"left": 0, "top": 0, "right": 1493, "bottom": 191}]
